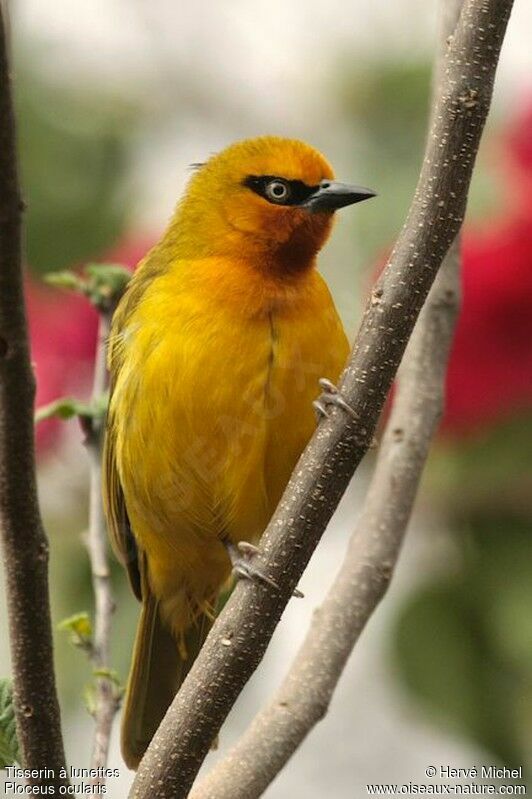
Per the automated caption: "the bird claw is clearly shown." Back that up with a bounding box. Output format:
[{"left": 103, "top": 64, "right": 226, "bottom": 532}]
[
  {"left": 236, "top": 541, "right": 260, "bottom": 557},
  {"left": 232, "top": 560, "right": 280, "bottom": 591},
  {"left": 224, "top": 540, "right": 304, "bottom": 598},
  {"left": 224, "top": 540, "right": 279, "bottom": 591},
  {"left": 314, "top": 377, "right": 358, "bottom": 421}
]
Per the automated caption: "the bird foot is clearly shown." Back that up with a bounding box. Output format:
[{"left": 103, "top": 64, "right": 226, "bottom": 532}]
[
  {"left": 313, "top": 377, "right": 358, "bottom": 421},
  {"left": 225, "top": 540, "right": 278, "bottom": 591},
  {"left": 224, "top": 540, "right": 303, "bottom": 598}
]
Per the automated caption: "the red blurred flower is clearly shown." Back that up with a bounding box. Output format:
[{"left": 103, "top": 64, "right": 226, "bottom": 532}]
[
  {"left": 443, "top": 216, "right": 532, "bottom": 434},
  {"left": 442, "top": 92, "right": 532, "bottom": 435},
  {"left": 30, "top": 238, "right": 152, "bottom": 455},
  {"left": 29, "top": 279, "right": 98, "bottom": 452}
]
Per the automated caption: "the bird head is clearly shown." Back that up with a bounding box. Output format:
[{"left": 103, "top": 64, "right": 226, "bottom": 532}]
[{"left": 170, "top": 136, "right": 375, "bottom": 273}]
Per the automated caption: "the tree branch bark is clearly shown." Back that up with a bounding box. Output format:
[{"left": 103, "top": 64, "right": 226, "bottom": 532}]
[
  {"left": 0, "top": 8, "right": 68, "bottom": 788},
  {"left": 84, "top": 311, "right": 118, "bottom": 781},
  {"left": 189, "top": 3, "right": 464, "bottom": 792},
  {"left": 131, "top": 2, "right": 513, "bottom": 796},
  {"left": 191, "top": 245, "right": 460, "bottom": 799}
]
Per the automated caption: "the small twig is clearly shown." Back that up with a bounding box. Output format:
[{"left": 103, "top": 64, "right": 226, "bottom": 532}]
[
  {"left": 0, "top": 7, "right": 68, "bottom": 788},
  {"left": 84, "top": 311, "right": 119, "bottom": 781},
  {"left": 190, "top": 4, "right": 464, "bottom": 791},
  {"left": 131, "top": 2, "right": 513, "bottom": 796}
]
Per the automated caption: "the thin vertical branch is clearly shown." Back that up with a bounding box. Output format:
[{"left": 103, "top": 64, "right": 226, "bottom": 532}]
[
  {"left": 0, "top": 7, "right": 68, "bottom": 787},
  {"left": 131, "top": 1, "right": 513, "bottom": 796},
  {"left": 83, "top": 311, "right": 118, "bottom": 779}
]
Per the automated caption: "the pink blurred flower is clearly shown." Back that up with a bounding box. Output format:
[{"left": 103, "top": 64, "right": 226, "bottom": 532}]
[
  {"left": 31, "top": 238, "right": 152, "bottom": 455},
  {"left": 443, "top": 216, "right": 532, "bottom": 433}
]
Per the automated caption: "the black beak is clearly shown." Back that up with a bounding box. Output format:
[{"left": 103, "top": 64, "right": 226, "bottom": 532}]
[{"left": 303, "top": 180, "right": 377, "bottom": 213}]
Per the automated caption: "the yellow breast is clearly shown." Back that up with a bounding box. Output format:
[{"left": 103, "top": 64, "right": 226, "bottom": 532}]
[{"left": 109, "top": 255, "right": 349, "bottom": 621}]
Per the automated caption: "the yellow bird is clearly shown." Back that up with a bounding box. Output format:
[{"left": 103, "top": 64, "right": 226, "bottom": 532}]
[{"left": 103, "top": 136, "right": 375, "bottom": 768}]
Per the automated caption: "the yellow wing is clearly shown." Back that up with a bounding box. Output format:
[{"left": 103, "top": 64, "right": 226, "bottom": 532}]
[
  {"left": 103, "top": 418, "right": 141, "bottom": 598},
  {"left": 102, "top": 250, "right": 166, "bottom": 599}
]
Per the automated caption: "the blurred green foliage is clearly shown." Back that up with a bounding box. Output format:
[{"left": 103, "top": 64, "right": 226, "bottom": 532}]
[
  {"left": 429, "top": 417, "right": 532, "bottom": 515},
  {"left": 346, "top": 61, "right": 431, "bottom": 159},
  {"left": 0, "top": 679, "right": 21, "bottom": 768},
  {"left": 339, "top": 58, "right": 499, "bottom": 266},
  {"left": 15, "top": 54, "right": 138, "bottom": 274},
  {"left": 393, "top": 417, "right": 532, "bottom": 773},
  {"left": 340, "top": 60, "right": 431, "bottom": 263},
  {"left": 394, "top": 518, "right": 532, "bottom": 772}
]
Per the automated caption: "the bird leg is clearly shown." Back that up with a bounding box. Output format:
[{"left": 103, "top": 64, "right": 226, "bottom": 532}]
[
  {"left": 313, "top": 377, "right": 358, "bottom": 421},
  {"left": 223, "top": 540, "right": 304, "bottom": 598}
]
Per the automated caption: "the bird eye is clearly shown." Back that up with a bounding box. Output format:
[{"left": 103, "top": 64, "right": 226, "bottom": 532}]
[{"left": 265, "top": 179, "right": 291, "bottom": 203}]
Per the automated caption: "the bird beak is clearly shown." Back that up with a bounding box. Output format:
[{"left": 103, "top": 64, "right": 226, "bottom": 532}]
[{"left": 303, "top": 180, "right": 377, "bottom": 213}]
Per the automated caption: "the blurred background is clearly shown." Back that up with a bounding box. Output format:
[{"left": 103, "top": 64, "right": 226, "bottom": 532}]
[{"left": 1, "top": 0, "right": 532, "bottom": 795}]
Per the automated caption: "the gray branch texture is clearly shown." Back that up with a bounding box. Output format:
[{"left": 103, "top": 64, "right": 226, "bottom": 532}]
[
  {"left": 192, "top": 243, "right": 461, "bottom": 799},
  {"left": 0, "top": 7, "right": 68, "bottom": 789},
  {"left": 85, "top": 311, "right": 119, "bottom": 779},
  {"left": 131, "top": 0, "right": 514, "bottom": 796}
]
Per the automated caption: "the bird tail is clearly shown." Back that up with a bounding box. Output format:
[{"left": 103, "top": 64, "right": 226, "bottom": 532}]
[{"left": 121, "top": 588, "right": 212, "bottom": 770}]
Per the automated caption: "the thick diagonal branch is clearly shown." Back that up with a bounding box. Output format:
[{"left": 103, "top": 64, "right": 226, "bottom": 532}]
[
  {"left": 189, "top": 5, "right": 464, "bottom": 794},
  {"left": 0, "top": 8, "right": 68, "bottom": 787},
  {"left": 190, "top": 10, "right": 464, "bottom": 794},
  {"left": 191, "top": 239, "right": 460, "bottom": 799},
  {"left": 131, "top": 2, "right": 513, "bottom": 796}
]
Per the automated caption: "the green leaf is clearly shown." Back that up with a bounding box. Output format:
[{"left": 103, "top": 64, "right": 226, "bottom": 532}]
[
  {"left": 93, "top": 668, "right": 126, "bottom": 702},
  {"left": 83, "top": 682, "right": 97, "bottom": 718},
  {"left": 57, "top": 612, "right": 93, "bottom": 651},
  {"left": 16, "top": 59, "right": 138, "bottom": 274},
  {"left": 85, "top": 262, "right": 131, "bottom": 296},
  {"left": 35, "top": 397, "right": 92, "bottom": 423},
  {"left": 0, "top": 679, "right": 21, "bottom": 767},
  {"left": 92, "top": 667, "right": 123, "bottom": 688},
  {"left": 35, "top": 394, "right": 108, "bottom": 425},
  {"left": 44, "top": 263, "right": 131, "bottom": 312},
  {"left": 44, "top": 271, "right": 84, "bottom": 292},
  {"left": 83, "top": 669, "right": 125, "bottom": 718}
]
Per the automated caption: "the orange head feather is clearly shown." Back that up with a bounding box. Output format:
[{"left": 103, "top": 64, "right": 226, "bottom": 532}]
[{"left": 165, "top": 136, "right": 375, "bottom": 274}]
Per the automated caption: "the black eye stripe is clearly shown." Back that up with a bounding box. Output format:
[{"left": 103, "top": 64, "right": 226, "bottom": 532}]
[{"left": 244, "top": 175, "right": 319, "bottom": 206}]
